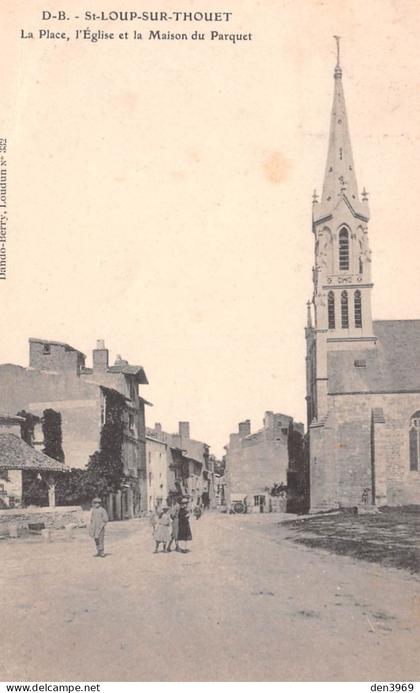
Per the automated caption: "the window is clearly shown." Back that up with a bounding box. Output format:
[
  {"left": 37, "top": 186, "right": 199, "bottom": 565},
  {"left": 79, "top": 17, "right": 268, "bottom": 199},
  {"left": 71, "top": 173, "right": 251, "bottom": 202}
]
[
  {"left": 43, "top": 344, "right": 51, "bottom": 355},
  {"left": 409, "top": 411, "right": 420, "bottom": 471},
  {"left": 354, "top": 290, "right": 362, "bottom": 328},
  {"left": 254, "top": 495, "right": 266, "bottom": 506},
  {"left": 328, "top": 291, "right": 335, "bottom": 329},
  {"left": 128, "top": 414, "right": 135, "bottom": 432},
  {"left": 359, "top": 257, "right": 363, "bottom": 274},
  {"left": 341, "top": 291, "right": 349, "bottom": 328},
  {"left": 339, "top": 228, "right": 349, "bottom": 270}
]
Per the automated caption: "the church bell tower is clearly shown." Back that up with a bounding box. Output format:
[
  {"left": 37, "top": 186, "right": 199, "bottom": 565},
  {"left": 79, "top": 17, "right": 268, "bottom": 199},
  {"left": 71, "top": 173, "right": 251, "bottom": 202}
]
[{"left": 306, "top": 38, "right": 376, "bottom": 427}]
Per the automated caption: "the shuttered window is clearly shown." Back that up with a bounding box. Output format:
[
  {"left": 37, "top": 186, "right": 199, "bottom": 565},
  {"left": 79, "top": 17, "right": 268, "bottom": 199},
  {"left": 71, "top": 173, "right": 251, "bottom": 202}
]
[
  {"left": 328, "top": 291, "right": 335, "bottom": 329},
  {"left": 339, "top": 227, "right": 349, "bottom": 270},
  {"left": 341, "top": 290, "right": 349, "bottom": 328}
]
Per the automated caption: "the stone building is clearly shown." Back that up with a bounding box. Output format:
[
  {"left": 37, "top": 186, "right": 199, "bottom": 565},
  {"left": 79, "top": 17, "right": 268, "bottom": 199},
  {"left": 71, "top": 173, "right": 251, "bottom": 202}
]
[
  {"left": 306, "top": 46, "right": 420, "bottom": 511},
  {"left": 0, "top": 338, "right": 150, "bottom": 513},
  {"left": 0, "top": 414, "right": 68, "bottom": 508},
  {"left": 225, "top": 412, "right": 304, "bottom": 513},
  {"left": 145, "top": 428, "right": 183, "bottom": 511},
  {"left": 145, "top": 422, "right": 215, "bottom": 510}
]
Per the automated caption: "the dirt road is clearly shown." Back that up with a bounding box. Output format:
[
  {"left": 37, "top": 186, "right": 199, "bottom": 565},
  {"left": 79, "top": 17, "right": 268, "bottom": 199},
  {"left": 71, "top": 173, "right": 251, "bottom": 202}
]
[{"left": 1, "top": 513, "right": 419, "bottom": 681}]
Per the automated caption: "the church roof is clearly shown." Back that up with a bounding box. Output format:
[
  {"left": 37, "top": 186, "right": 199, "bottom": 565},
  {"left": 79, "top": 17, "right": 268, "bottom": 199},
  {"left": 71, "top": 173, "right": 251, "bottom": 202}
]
[{"left": 328, "top": 320, "right": 420, "bottom": 394}]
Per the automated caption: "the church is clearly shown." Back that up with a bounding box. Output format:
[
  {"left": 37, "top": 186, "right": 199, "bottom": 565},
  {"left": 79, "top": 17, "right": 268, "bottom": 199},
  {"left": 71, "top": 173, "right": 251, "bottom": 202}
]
[{"left": 305, "top": 42, "right": 420, "bottom": 512}]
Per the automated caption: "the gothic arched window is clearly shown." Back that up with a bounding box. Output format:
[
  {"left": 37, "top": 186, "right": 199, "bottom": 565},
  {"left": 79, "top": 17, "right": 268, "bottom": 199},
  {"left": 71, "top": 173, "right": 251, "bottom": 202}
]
[
  {"left": 409, "top": 411, "right": 420, "bottom": 471},
  {"left": 339, "top": 227, "right": 350, "bottom": 270},
  {"left": 359, "top": 257, "right": 363, "bottom": 274},
  {"left": 341, "top": 290, "right": 349, "bottom": 328},
  {"left": 328, "top": 291, "right": 335, "bottom": 329},
  {"left": 354, "top": 290, "right": 362, "bottom": 328}
]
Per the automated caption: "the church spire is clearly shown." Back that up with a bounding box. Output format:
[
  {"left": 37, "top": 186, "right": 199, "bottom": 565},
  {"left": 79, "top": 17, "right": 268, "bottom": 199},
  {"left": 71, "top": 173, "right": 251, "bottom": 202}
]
[
  {"left": 317, "top": 37, "right": 367, "bottom": 221},
  {"left": 333, "top": 34, "right": 342, "bottom": 78}
]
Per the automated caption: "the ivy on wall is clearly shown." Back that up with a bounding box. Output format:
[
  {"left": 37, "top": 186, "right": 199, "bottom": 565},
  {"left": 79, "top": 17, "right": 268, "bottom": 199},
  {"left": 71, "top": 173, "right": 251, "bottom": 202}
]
[
  {"left": 17, "top": 410, "right": 40, "bottom": 446},
  {"left": 42, "top": 409, "right": 65, "bottom": 463},
  {"left": 57, "top": 391, "right": 127, "bottom": 505},
  {"left": 19, "top": 394, "right": 130, "bottom": 507}
]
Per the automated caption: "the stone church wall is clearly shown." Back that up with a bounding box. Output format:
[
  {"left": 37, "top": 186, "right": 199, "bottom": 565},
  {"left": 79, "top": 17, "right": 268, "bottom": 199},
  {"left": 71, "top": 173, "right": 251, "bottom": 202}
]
[{"left": 327, "top": 392, "right": 420, "bottom": 509}]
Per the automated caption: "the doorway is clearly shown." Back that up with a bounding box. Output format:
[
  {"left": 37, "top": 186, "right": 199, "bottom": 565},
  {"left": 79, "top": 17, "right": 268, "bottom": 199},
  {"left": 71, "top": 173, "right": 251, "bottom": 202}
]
[{"left": 254, "top": 495, "right": 266, "bottom": 513}]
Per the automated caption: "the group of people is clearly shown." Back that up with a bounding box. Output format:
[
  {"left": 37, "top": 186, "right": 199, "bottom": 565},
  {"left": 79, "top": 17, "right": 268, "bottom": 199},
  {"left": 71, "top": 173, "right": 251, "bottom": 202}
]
[
  {"left": 88, "top": 496, "right": 199, "bottom": 557},
  {"left": 151, "top": 497, "right": 193, "bottom": 554}
]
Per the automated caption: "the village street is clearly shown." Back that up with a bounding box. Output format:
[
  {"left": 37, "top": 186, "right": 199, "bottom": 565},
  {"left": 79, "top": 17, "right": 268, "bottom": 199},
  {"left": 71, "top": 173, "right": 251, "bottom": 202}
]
[{"left": 2, "top": 512, "right": 420, "bottom": 682}]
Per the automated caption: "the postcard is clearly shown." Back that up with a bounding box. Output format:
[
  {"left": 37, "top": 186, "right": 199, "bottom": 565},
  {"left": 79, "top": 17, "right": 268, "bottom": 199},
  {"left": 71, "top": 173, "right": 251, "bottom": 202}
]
[{"left": 1, "top": 0, "right": 420, "bottom": 685}]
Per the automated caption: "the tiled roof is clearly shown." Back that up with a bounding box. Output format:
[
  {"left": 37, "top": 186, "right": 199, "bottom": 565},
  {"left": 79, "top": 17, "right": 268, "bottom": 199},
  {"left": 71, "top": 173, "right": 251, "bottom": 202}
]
[
  {"left": 0, "top": 415, "right": 24, "bottom": 425},
  {"left": 107, "top": 364, "right": 148, "bottom": 383},
  {"left": 0, "top": 434, "right": 69, "bottom": 472},
  {"left": 99, "top": 385, "right": 128, "bottom": 401},
  {"left": 138, "top": 396, "right": 153, "bottom": 406},
  {"left": 328, "top": 320, "right": 420, "bottom": 394}
]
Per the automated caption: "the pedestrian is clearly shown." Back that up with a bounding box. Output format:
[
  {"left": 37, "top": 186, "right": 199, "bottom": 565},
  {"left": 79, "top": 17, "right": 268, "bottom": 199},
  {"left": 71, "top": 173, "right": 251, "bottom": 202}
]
[
  {"left": 178, "top": 498, "right": 192, "bottom": 552},
  {"left": 153, "top": 503, "right": 171, "bottom": 553},
  {"left": 193, "top": 504, "right": 202, "bottom": 520},
  {"left": 89, "top": 497, "right": 108, "bottom": 558},
  {"left": 167, "top": 498, "right": 181, "bottom": 552}
]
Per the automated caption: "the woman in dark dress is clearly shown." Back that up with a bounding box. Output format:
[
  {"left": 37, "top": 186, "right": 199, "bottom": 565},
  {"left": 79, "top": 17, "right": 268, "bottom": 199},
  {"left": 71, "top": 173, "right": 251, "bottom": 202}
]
[{"left": 177, "top": 498, "right": 192, "bottom": 552}]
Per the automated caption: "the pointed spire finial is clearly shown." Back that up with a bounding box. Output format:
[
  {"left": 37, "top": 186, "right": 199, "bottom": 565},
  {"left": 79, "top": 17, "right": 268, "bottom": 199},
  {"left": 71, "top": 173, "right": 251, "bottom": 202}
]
[
  {"left": 333, "top": 35, "right": 342, "bottom": 79},
  {"left": 312, "top": 189, "right": 319, "bottom": 204},
  {"left": 361, "top": 186, "right": 369, "bottom": 202}
]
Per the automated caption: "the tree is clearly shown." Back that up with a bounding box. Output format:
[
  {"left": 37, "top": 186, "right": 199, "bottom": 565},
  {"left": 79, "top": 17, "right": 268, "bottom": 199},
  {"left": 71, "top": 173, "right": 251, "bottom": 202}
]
[
  {"left": 269, "top": 482, "right": 288, "bottom": 496},
  {"left": 72, "top": 392, "right": 126, "bottom": 501},
  {"left": 56, "top": 392, "right": 129, "bottom": 506}
]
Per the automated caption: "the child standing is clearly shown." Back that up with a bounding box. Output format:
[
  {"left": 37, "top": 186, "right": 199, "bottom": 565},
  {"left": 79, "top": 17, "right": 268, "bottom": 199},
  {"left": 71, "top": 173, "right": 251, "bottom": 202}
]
[{"left": 152, "top": 503, "right": 171, "bottom": 553}]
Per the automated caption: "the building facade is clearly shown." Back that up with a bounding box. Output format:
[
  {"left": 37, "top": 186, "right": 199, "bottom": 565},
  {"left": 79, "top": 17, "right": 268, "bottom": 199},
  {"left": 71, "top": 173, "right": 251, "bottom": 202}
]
[
  {"left": 0, "top": 338, "right": 150, "bottom": 513},
  {"left": 225, "top": 412, "right": 304, "bottom": 513},
  {"left": 145, "top": 421, "right": 215, "bottom": 510},
  {"left": 306, "top": 47, "right": 420, "bottom": 511}
]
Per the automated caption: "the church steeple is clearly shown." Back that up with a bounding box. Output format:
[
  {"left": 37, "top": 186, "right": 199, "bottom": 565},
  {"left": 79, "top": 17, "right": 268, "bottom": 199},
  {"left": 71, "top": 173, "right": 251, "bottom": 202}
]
[
  {"left": 306, "top": 39, "right": 376, "bottom": 426},
  {"left": 316, "top": 37, "right": 368, "bottom": 223}
]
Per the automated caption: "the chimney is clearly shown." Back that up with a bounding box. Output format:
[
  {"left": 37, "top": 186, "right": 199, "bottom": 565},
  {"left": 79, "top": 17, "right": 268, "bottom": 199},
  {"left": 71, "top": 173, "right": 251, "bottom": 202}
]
[
  {"left": 179, "top": 421, "right": 190, "bottom": 439},
  {"left": 238, "top": 420, "right": 251, "bottom": 437},
  {"left": 154, "top": 423, "right": 162, "bottom": 433},
  {"left": 93, "top": 339, "right": 109, "bottom": 372},
  {"left": 264, "top": 411, "right": 274, "bottom": 429},
  {"left": 114, "top": 354, "right": 128, "bottom": 366}
]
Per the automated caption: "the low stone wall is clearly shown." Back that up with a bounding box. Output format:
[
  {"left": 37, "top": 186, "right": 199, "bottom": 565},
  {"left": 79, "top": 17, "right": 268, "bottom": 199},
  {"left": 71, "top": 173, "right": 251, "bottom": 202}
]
[
  {"left": 271, "top": 496, "right": 287, "bottom": 513},
  {"left": 0, "top": 505, "right": 89, "bottom": 535}
]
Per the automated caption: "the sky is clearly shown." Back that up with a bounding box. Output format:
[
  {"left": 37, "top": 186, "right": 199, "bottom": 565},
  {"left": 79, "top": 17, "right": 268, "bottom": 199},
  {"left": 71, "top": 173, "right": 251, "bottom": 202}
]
[{"left": 2, "top": 0, "right": 420, "bottom": 456}]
